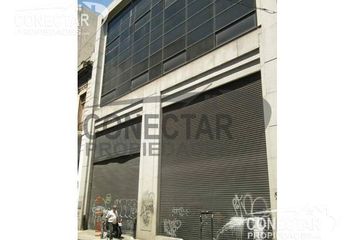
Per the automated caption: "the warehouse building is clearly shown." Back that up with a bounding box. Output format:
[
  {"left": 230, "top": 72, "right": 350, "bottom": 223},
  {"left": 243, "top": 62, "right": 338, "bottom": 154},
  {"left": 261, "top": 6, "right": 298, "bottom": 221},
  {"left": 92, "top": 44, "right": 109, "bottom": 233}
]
[{"left": 78, "top": 0, "right": 277, "bottom": 239}]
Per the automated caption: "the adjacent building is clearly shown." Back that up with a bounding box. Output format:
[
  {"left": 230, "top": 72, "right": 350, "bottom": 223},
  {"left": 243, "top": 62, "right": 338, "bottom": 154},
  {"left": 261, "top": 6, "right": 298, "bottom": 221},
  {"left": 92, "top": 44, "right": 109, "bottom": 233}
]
[
  {"left": 78, "top": 4, "right": 98, "bottom": 167},
  {"left": 78, "top": 0, "right": 277, "bottom": 239},
  {"left": 77, "top": 3, "right": 98, "bottom": 225}
]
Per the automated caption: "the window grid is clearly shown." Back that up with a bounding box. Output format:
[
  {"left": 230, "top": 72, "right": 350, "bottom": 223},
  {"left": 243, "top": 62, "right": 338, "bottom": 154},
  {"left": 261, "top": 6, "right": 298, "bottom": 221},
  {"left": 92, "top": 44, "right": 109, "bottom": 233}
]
[{"left": 102, "top": 0, "right": 257, "bottom": 105}]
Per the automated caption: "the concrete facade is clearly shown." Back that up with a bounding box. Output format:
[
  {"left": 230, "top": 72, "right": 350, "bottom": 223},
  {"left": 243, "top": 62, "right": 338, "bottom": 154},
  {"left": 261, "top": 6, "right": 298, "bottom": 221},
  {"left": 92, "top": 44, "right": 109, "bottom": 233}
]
[
  {"left": 78, "top": 0, "right": 277, "bottom": 239},
  {"left": 78, "top": 5, "right": 98, "bottom": 66},
  {"left": 256, "top": 0, "right": 277, "bottom": 226},
  {"left": 77, "top": 5, "right": 99, "bottom": 230}
]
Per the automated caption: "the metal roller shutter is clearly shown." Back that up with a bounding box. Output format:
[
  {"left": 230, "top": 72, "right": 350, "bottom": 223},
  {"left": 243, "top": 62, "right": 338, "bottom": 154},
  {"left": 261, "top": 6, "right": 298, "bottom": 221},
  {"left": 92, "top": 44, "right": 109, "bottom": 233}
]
[
  {"left": 159, "top": 72, "right": 272, "bottom": 240},
  {"left": 94, "top": 118, "right": 141, "bottom": 163},
  {"left": 89, "top": 119, "right": 141, "bottom": 236},
  {"left": 88, "top": 155, "right": 140, "bottom": 235}
]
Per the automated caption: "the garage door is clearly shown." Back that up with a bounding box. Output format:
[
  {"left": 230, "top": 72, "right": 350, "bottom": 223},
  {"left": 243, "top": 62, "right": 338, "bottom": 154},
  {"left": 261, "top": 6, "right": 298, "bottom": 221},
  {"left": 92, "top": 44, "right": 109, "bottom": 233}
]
[
  {"left": 89, "top": 119, "right": 141, "bottom": 236},
  {"left": 158, "top": 72, "right": 272, "bottom": 240}
]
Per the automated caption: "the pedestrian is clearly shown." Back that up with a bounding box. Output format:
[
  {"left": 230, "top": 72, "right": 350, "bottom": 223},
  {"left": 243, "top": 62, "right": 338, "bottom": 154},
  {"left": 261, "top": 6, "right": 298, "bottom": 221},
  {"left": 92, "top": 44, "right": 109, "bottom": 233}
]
[
  {"left": 118, "top": 219, "right": 123, "bottom": 238},
  {"left": 105, "top": 205, "right": 119, "bottom": 239}
]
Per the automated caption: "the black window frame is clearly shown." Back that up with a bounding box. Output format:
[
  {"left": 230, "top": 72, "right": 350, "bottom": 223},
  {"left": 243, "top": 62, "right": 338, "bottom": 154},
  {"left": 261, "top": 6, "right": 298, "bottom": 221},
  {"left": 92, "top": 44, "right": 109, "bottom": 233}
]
[{"left": 101, "top": 0, "right": 258, "bottom": 106}]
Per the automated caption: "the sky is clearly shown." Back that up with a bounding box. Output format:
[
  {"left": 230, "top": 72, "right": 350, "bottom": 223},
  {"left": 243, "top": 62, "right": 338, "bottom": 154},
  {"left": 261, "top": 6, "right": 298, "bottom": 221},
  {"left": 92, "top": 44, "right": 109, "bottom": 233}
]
[
  {"left": 78, "top": 0, "right": 113, "bottom": 7},
  {"left": 78, "top": 0, "right": 114, "bottom": 15}
]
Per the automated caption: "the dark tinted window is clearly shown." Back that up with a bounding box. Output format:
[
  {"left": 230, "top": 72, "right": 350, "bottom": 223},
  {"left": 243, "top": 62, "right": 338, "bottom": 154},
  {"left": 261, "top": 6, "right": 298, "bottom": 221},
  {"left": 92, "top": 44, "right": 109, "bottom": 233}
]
[
  {"left": 164, "top": 23, "right": 185, "bottom": 46},
  {"left": 164, "top": 9, "right": 185, "bottom": 33},
  {"left": 120, "top": 28, "right": 131, "bottom": 41},
  {"left": 117, "top": 69, "right": 131, "bottom": 84},
  {"left": 151, "top": 13, "right": 163, "bottom": 29},
  {"left": 135, "top": 12, "right": 150, "bottom": 30},
  {"left": 163, "top": 51, "right": 186, "bottom": 72},
  {"left": 117, "top": 57, "right": 132, "bottom": 73},
  {"left": 187, "top": 4, "right": 213, "bottom": 31},
  {"left": 152, "top": 1, "right": 163, "bottom": 17},
  {"left": 149, "top": 63, "right": 163, "bottom": 79},
  {"left": 133, "top": 34, "right": 150, "bottom": 51},
  {"left": 215, "top": 0, "right": 235, "bottom": 15},
  {"left": 164, "top": 36, "right": 185, "bottom": 60},
  {"left": 120, "top": 36, "right": 131, "bottom": 51},
  {"left": 151, "top": 24, "right": 163, "bottom": 42},
  {"left": 134, "top": 0, "right": 151, "bottom": 20},
  {"left": 165, "top": 0, "right": 185, "bottom": 17},
  {"left": 150, "top": 37, "right": 163, "bottom": 54},
  {"left": 165, "top": 0, "right": 178, "bottom": 8},
  {"left": 134, "top": 22, "right": 150, "bottom": 41},
  {"left": 187, "top": 34, "right": 214, "bottom": 60},
  {"left": 152, "top": 0, "right": 161, "bottom": 6},
  {"left": 132, "top": 46, "right": 149, "bottom": 64},
  {"left": 105, "top": 48, "right": 118, "bottom": 63},
  {"left": 150, "top": 50, "right": 162, "bottom": 67},
  {"left": 119, "top": 47, "right": 131, "bottom": 62},
  {"left": 131, "top": 71, "right": 149, "bottom": 88},
  {"left": 187, "top": 20, "right": 213, "bottom": 46},
  {"left": 106, "top": 37, "right": 120, "bottom": 53},
  {"left": 215, "top": 3, "right": 252, "bottom": 30},
  {"left": 132, "top": 59, "right": 149, "bottom": 77},
  {"left": 101, "top": 90, "right": 116, "bottom": 105},
  {"left": 116, "top": 80, "right": 131, "bottom": 98},
  {"left": 101, "top": 80, "right": 114, "bottom": 95},
  {"left": 216, "top": 14, "right": 257, "bottom": 46},
  {"left": 102, "top": 0, "right": 257, "bottom": 105},
  {"left": 187, "top": 0, "right": 213, "bottom": 17}
]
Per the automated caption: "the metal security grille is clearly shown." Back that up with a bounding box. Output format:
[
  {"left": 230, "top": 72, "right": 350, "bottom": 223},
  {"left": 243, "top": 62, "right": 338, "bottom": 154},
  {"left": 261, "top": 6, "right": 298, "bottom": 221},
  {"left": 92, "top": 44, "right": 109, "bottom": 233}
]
[
  {"left": 101, "top": 0, "right": 257, "bottom": 105},
  {"left": 159, "top": 72, "right": 272, "bottom": 240},
  {"left": 88, "top": 155, "right": 140, "bottom": 235},
  {"left": 89, "top": 119, "right": 142, "bottom": 236},
  {"left": 94, "top": 118, "right": 141, "bottom": 163}
]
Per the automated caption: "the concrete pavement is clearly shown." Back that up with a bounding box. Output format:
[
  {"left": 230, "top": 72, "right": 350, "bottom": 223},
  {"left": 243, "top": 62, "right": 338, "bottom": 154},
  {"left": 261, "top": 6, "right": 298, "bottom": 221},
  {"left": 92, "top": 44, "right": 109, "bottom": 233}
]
[{"left": 78, "top": 230, "right": 137, "bottom": 240}]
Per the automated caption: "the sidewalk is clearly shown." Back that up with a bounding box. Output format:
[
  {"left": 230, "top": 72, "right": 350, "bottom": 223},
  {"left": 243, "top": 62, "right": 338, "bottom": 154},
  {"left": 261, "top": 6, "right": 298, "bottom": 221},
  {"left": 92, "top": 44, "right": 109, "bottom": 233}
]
[{"left": 78, "top": 230, "right": 136, "bottom": 240}]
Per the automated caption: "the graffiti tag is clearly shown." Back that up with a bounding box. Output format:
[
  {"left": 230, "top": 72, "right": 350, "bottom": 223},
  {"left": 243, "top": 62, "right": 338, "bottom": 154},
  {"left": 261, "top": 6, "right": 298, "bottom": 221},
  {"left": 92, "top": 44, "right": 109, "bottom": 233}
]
[
  {"left": 164, "top": 219, "right": 182, "bottom": 237},
  {"left": 140, "top": 192, "right": 154, "bottom": 229},
  {"left": 172, "top": 207, "right": 190, "bottom": 217},
  {"left": 215, "top": 194, "right": 272, "bottom": 240}
]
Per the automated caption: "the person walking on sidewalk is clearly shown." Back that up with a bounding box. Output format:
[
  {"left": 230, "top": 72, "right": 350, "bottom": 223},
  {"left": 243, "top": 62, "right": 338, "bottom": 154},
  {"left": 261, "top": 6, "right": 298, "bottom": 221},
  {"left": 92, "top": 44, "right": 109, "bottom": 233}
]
[{"left": 105, "top": 205, "right": 119, "bottom": 239}]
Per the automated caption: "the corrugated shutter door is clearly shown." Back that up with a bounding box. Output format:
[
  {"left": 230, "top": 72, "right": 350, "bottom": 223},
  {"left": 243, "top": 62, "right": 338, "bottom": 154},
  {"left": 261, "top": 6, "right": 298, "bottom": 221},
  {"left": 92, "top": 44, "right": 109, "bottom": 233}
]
[
  {"left": 89, "top": 155, "right": 140, "bottom": 235},
  {"left": 89, "top": 119, "right": 141, "bottom": 235},
  {"left": 94, "top": 119, "right": 141, "bottom": 163},
  {"left": 159, "top": 72, "right": 272, "bottom": 240}
]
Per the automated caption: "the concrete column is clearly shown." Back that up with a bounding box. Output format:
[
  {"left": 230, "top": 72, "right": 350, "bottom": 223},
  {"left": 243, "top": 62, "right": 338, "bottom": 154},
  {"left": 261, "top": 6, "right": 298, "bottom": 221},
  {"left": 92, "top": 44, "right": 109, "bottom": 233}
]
[
  {"left": 256, "top": 0, "right": 277, "bottom": 237},
  {"left": 136, "top": 92, "right": 161, "bottom": 240},
  {"left": 77, "top": 64, "right": 98, "bottom": 230}
]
